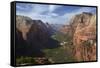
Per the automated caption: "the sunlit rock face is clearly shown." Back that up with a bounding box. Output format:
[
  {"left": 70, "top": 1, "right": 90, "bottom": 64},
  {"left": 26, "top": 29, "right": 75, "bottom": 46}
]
[
  {"left": 16, "top": 15, "right": 33, "bottom": 40},
  {"left": 70, "top": 12, "right": 96, "bottom": 61}
]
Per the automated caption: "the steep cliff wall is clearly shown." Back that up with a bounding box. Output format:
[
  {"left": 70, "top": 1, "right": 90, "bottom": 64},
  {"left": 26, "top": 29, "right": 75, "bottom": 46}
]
[{"left": 70, "top": 12, "right": 96, "bottom": 61}]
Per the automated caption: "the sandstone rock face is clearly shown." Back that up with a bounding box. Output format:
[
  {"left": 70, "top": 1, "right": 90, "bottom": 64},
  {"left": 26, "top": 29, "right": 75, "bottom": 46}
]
[
  {"left": 70, "top": 12, "right": 96, "bottom": 61},
  {"left": 16, "top": 15, "right": 33, "bottom": 40}
]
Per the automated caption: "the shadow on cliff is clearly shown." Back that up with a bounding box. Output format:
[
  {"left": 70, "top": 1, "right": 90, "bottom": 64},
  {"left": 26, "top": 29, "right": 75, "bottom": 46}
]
[{"left": 15, "top": 24, "right": 60, "bottom": 57}]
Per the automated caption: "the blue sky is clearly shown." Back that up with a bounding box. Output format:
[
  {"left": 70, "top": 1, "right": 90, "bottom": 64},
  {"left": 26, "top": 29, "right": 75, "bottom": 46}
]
[{"left": 16, "top": 3, "right": 96, "bottom": 24}]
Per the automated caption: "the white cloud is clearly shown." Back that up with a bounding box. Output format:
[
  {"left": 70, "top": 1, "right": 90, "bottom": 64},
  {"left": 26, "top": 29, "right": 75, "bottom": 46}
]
[
  {"left": 17, "top": 4, "right": 96, "bottom": 25},
  {"left": 51, "top": 13, "right": 59, "bottom": 16},
  {"left": 75, "top": 7, "right": 95, "bottom": 14},
  {"left": 31, "top": 4, "right": 48, "bottom": 14},
  {"left": 49, "top": 5, "right": 60, "bottom": 12},
  {"left": 60, "top": 7, "right": 96, "bottom": 24},
  {"left": 16, "top": 4, "right": 62, "bottom": 24}
]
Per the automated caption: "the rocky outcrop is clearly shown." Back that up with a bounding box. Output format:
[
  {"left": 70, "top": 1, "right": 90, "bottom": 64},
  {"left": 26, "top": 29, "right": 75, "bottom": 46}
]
[
  {"left": 70, "top": 12, "right": 96, "bottom": 61},
  {"left": 16, "top": 15, "right": 33, "bottom": 40},
  {"left": 16, "top": 15, "right": 59, "bottom": 57}
]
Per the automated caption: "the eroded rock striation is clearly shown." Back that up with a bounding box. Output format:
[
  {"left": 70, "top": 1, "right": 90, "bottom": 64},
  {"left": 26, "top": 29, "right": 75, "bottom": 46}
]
[{"left": 70, "top": 12, "right": 96, "bottom": 61}]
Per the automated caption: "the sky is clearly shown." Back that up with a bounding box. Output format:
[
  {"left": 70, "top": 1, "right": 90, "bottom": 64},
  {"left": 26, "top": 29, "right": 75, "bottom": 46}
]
[{"left": 16, "top": 3, "right": 96, "bottom": 24}]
